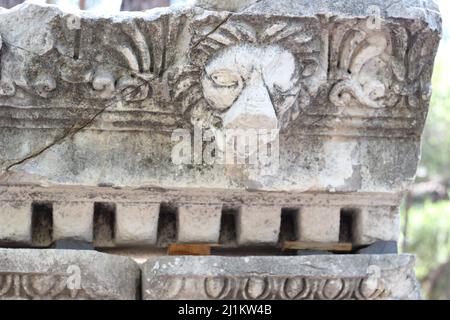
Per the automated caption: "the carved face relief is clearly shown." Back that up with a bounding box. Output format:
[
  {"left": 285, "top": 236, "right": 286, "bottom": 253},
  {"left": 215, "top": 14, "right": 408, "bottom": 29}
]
[
  {"left": 171, "top": 19, "right": 324, "bottom": 150},
  {"left": 202, "top": 44, "right": 300, "bottom": 132}
]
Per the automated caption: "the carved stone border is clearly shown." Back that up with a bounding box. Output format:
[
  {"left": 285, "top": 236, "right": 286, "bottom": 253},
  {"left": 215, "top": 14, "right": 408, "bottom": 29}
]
[{"left": 142, "top": 255, "right": 421, "bottom": 300}]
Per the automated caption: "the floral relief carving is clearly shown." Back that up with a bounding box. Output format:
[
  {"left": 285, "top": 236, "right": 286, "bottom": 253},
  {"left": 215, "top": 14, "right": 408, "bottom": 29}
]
[{"left": 329, "top": 20, "right": 439, "bottom": 110}]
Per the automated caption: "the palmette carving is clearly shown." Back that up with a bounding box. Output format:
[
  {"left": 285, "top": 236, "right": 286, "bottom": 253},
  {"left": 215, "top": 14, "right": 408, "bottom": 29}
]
[
  {"left": 329, "top": 20, "right": 439, "bottom": 110},
  {"left": 147, "top": 275, "right": 390, "bottom": 300}
]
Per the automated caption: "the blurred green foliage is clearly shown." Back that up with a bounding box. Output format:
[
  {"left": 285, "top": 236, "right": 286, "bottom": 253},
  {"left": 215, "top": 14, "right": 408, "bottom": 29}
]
[
  {"left": 406, "top": 201, "right": 450, "bottom": 278},
  {"left": 403, "top": 34, "right": 450, "bottom": 299},
  {"left": 404, "top": 201, "right": 450, "bottom": 299},
  {"left": 421, "top": 52, "right": 450, "bottom": 179}
]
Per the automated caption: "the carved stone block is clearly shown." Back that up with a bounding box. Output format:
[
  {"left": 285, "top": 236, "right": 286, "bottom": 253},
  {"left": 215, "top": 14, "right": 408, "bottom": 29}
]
[
  {"left": 353, "top": 206, "right": 400, "bottom": 246},
  {"left": 237, "top": 206, "right": 281, "bottom": 245},
  {"left": 297, "top": 206, "right": 340, "bottom": 242},
  {"left": 0, "top": 249, "right": 139, "bottom": 300},
  {"left": 177, "top": 204, "right": 222, "bottom": 243},
  {"left": 0, "top": 201, "right": 32, "bottom": 245},
  {"left": 115, "top": 202, "right": 159, "bottom": 246},
  {"left": 142, "top": 255, "right": 421, "bottom": 300},
  {"left": 53, "top": 202, "right": 94, "bottom": 243},
  {"left": 0, "top": 0, "right": 443, "bottom": 301},
  {"left": 0, "top": 1, "right": 440, "bottom": 193}
]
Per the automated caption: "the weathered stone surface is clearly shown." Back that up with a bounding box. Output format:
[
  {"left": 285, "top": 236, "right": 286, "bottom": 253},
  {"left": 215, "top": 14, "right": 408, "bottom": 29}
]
[
  {"left": 142, "top": 255, "right": 421, "bottom": 300},
  {"left": 0, "top": 201, "right": 32, "bottom": 245},
  {"left": 297, "top": 206, "right": 340, "bottom": 242},
  {"left": 0, "top": 186, "right": 406, "bottom": 248},
  {"left": 115, "top": 202, "right": 159, "bottom": 245},
  {"left": 0, "top": 0, "right": 442, "bottom": 301},
  {"left": 177, "top": 204, "right": 222, "bottom": 243},
  {"left": 53, "top": 202, "right": 94, "bottom": 242},
  {"left": 353, "top": 206, "right": 400, "bottom": 246},
  {"left": 237, "top": 206, "right": 281, "bottom": 245},
  {"left": 0, "top": 1, "right": 440, "bottom": 193},
  {"left": 0, "top": 249, "right": 139, "bottom": 300}
]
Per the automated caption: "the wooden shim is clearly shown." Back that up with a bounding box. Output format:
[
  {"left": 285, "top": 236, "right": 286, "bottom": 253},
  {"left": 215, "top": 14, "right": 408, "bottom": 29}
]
[
  {"left": 282, "top": 241, "right": 353, "bottom": 252},
  {"left": 168, "top": 244, "right": 213, "bottom": 256}
]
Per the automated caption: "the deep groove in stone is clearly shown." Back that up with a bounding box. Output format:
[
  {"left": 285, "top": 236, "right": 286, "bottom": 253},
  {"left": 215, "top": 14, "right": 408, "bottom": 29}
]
[
  {"left": 279, "top": 208, "right": 299, "bottom": 243},
  {"left": 93, "top": 202, "right": 116, "bottom": 247},
  {"left": 31, "top": 202, "right": 53, "bottom": 247},
  {"left": 219, "top": 207, "right": 238, "bottom": 245},
  {"left": 157, "top": 203, "right": 178, "bottom": 247},
  {"left": 339, "top": 208, "right": 358, "bottom": 243},
  {"left": 73, "top": 29, "right": 82, "bottom": 60}
]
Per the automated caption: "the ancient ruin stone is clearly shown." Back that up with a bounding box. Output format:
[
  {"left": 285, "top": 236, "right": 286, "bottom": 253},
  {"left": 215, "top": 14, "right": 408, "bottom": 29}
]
[
  {"left": 0, "top": 0, "right": 442, "bottom": 300},
  {"left": 0, "top": 249, "right": 139, "bottom": 300},
  {"left": 142, "top": 255, "right": 420, "bottom": 300}
]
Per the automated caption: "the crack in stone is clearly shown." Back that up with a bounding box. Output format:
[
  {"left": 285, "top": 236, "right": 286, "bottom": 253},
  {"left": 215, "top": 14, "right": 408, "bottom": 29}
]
[
  {"left": 2, "top": 81, "right": 150, "bottom": 173},
  {"left": 191, "top": 13, "right": 233, "bottom": 49}
]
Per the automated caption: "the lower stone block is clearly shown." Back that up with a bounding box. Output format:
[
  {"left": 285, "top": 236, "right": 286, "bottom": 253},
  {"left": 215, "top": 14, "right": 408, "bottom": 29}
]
[
  {"left": 142, "top": 255, "right": 420, "bottom": 300},
  {"left": 0, "top": 249, "right": 139, "bottom": 300}
]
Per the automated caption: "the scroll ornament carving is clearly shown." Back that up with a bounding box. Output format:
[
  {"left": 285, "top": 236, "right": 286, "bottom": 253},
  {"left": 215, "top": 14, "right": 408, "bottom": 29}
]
[
  {"left": 330, "top": 26, "right": 401, "bottom": 109},
  {"left": 0, "top": 273, "right": 118, "bottom": 300}
]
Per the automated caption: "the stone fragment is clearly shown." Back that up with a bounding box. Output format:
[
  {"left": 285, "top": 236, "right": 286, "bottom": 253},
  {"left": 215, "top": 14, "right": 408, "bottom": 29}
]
[
  {"left": 0, "top": 0, "right": 440, "bottom": 193},
  {"left": 0, "top": 249, "right": 139, "bottom": 300},
  {"left": 195, "top": 0, "right": 259, "bottom": 11},
  {"left": 142, "top": 255, "right": 420, "bottom": 300}
]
